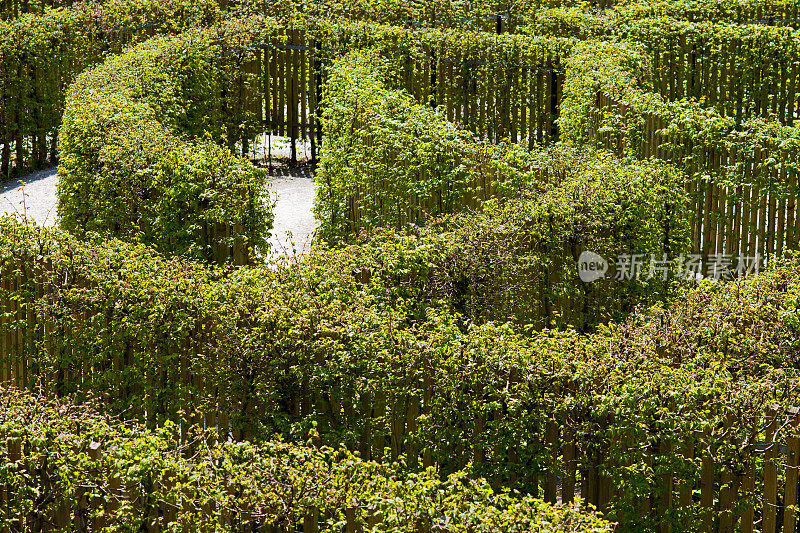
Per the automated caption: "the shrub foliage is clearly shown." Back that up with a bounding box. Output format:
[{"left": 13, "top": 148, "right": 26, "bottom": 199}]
[
  {"left": 57, "top": 31, "right": 272, "bottom": 261},
  {"left": 0, "top": 387, "right": 612, "bottom": 532}
]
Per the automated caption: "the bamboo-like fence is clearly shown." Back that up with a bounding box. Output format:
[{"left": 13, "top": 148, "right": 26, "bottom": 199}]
[
  {"left": 594, "top": 91, "right": 800, "bottom": 261},
  {"left": 1, "top": 337, "right": 799, "bottom": 532},
  {"left": 1, "top": 252, "right": 799, "bottom": 531},
  {"left": 234, "top": 29, "right": 565, "bottom": 160},
  {"left": 0, "top": 22, "right": 158, "bottom": 177},
  {"left": 645, "top": 28, "right": 800, "bottom": 125},
  {"left": 1, "top": 25, "right": 566, "bottom": 176}
]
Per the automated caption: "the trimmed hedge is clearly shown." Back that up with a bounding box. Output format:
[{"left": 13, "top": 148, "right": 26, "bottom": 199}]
[
  {"left": 1, "top": 217, "right": 799, "bottom": 530},
  {"left": 315, "top": 50, "right": 484, "bottom": 240},
  {"left": 315, "top": 52, "right": 691, "bottom": 327},
  {"left": 615, "top": 0, "right": 800, "bottom": 26},
  {"left": 57, "top": 30, "right": 272, "bottom": 261},
  {"left": 434, "top": 150, "right": 691, "bottom": 328},
  {"left": 561, "top": 38, "right": 800, "bottom": 197},
  {"left": 0, "top": 387, "right": 612, "bottom": 532},
  {"left": 618, "top": 16, "right": 800, "bottom": 125}
]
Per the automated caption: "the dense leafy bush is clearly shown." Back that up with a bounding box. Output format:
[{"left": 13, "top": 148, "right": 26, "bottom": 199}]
[
  {"left": 615, "top": 0, "right": 800, "bottom": 25},
  {"left": 316, "top": 52, "right": 690, "bottom": 329},
  {"left": 57, "top": 31, "right": 272, "bottom": 261},
  {"left": 561, "top": 39, "right": 800, "bottom": 196},
  {"left": 434, "top": 150, "right": 691, "bottom": 328},
  {"left": 315, "top": 51, "right": 484, "bottom": 240},
  {"left": 1, "top": 216, "right": 798, "bottom": 530},
  {"left": 0, "top": 387, "right": 612, "bottom": 532}
]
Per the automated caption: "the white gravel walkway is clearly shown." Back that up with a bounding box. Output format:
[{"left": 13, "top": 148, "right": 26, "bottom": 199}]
[
  {"left": 0, "top": 167, "right": 59, "bottom": 227},
  {"left": 0, "top": 165, "right": 318, "bottom": 257}
]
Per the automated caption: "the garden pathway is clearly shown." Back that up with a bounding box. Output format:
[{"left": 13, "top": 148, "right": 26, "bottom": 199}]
[{"left": 0, "top": 164, "right": 318, "bottom": 257}]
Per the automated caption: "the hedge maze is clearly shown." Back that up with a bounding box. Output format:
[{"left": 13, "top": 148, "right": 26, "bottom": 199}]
[{"left": 1, "top": 0, "right": 800, "bottom": 531}]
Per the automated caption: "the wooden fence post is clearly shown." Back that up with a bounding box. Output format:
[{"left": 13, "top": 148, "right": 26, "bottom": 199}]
[
  {"left": 562, "top": 418, "right": 576, "bottom": 504},
  {"left": 544, "top": 418, "right": 558, "bottom": 503},
  {"left": 783, "top": 408, "right": 800, "bottom": 533},
  {"left": 763, "top": 408, "right": 779, "bottom": 533},
  {"left": 699, "top": 433, "right": 715, "bottom": 533}
]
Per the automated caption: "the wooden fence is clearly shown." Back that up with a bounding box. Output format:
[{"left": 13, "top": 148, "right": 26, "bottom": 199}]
[
  {"left": 0, "top": 22, "right": 158, "bottom": 178},
  {"left": 1, "top": 369, "right": 799, "bottom": 531},
  {"left": 231, "top": 28, "right": 565, "bottom": 161},
  {"left": 337, "top": 138, "right": 562, "bottom": 234},
  {"left": 1, "top": 23, "right": 565, "bottom": 177},
  {"left": 671, "top": 3, "right": 800, "bottom": 28},
  {"left": 1, "top": 251, "right": 800, "bottom": 530},
  {"left": 595, "top": 91, "right": 800, "bottom": 262},
  {"left": 644, "top": 28, "right": 800, "bottom": 125}
]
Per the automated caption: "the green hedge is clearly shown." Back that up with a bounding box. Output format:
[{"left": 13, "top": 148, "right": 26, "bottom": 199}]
[
  {"left": 57, "top": 30, "right": 272, "bottom": 261},
  {"left": 315, "top": 51, "right": 484, "bottom": 240},
  {"left": 0, "top": 0, "right": 219, "bottom": 177},
  {"left": 437, "top": 149, "right": 691, "bottom": 328},
  {"left": 1, "top": 217, "right": 799, "bottom": 530},
  {"left": 315, "top": 52, "right": 690, "bottom": 317},
  {"left": 560, "top": 39, "right": 800, "bottom": 238},
  {"left": 618, "top": 16, "right": 800, "bottom": 125},
  {"left": 230, "top": 0, "right": 575, "bottom": 33},
  {"left": 615, "top": 0, "right": 800, "bottom": 25},
  {"left": 0, "top": 387, "right": 612, "bottom": 532},
  {"left": 1, "top": 3, "right": 573, "bottom": 179},
  {"left": 305, "top": 18, "right": 573, "bottom": 144}
]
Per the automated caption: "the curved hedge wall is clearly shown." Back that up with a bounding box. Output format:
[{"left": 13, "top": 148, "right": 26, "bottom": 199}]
[
  {"left": 1, "top": 217, "right": 798, "bottom": 530},
  {"left": 0, "top": 0, "right": 219, "bottom": 176},
  {"left": 0, "top": 387, "right": 612, "bottom": 532},
  {"left": 315, "top": 51, "right": 482, "bottom": 239},
  {"left": 560, "top": 38, "right": 800, "bottom": 260},
  {"left": 316, "top": 52, "right": 691, "bottom": 327},
  {"left": 57, "top": 30, "right": 272, "bottom": 262}
]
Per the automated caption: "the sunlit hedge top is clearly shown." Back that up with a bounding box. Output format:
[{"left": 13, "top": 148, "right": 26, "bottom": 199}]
[
  {"left": 2, "top": 216, "right": 799, "bottom": 530},
  {"left": 560, "top": 38, "right": 800, "bottom": 189},
  {"left": 0, "top": 386, "right": 613, "bottom": 532},
  {"left": 57, "top": 30, "right": 272, "bottom": 261}
]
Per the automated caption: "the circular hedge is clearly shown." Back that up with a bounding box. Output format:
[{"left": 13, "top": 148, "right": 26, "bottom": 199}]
[{"left": 57, "top": 29, "right": 272, "bottom": 263}]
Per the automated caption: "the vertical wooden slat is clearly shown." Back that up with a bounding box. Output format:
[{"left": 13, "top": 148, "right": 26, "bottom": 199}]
[
  {"left": 718, "top": 467, "right": 735, "bottom": 533},
  {"left": 544, "top": 419, "right": 558, "bottom": 503},
  {"left": 700, "top": 444, "right": 714, "bottom": 532},
  {"left": 763, "top": 409, "right": 779, "bottom": 533},
  {"left": 1, "top": 267, "right": 9, "bottom": 385},
  {"left": 278, "top": 38, "right": 286, "bottom": 138},
  {"left": 784, "top": 434, "right": 800, "bottom": 533},
  {"left": 678, "top": 436, "right": 694, "bottom": 511},
  {"left": 562, "top": 420, "right": 576, "bottom": 504},
  {"left": 658, "top": 439, "right": 673, "bottom": 533},
  {"left": 740, "top": 459, "right": 755, "bottom": 533}
]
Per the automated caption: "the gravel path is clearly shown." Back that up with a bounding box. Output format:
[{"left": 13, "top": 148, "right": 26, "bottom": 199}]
[
  {"left": 266, "top": 164, "right": 318, "bottom": 256},
  {"left": 0, "top": 167, "right": 59, "bottom": 227},
  {"left": 0, "top": 165, "right": 318, "bottom": 257}
]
